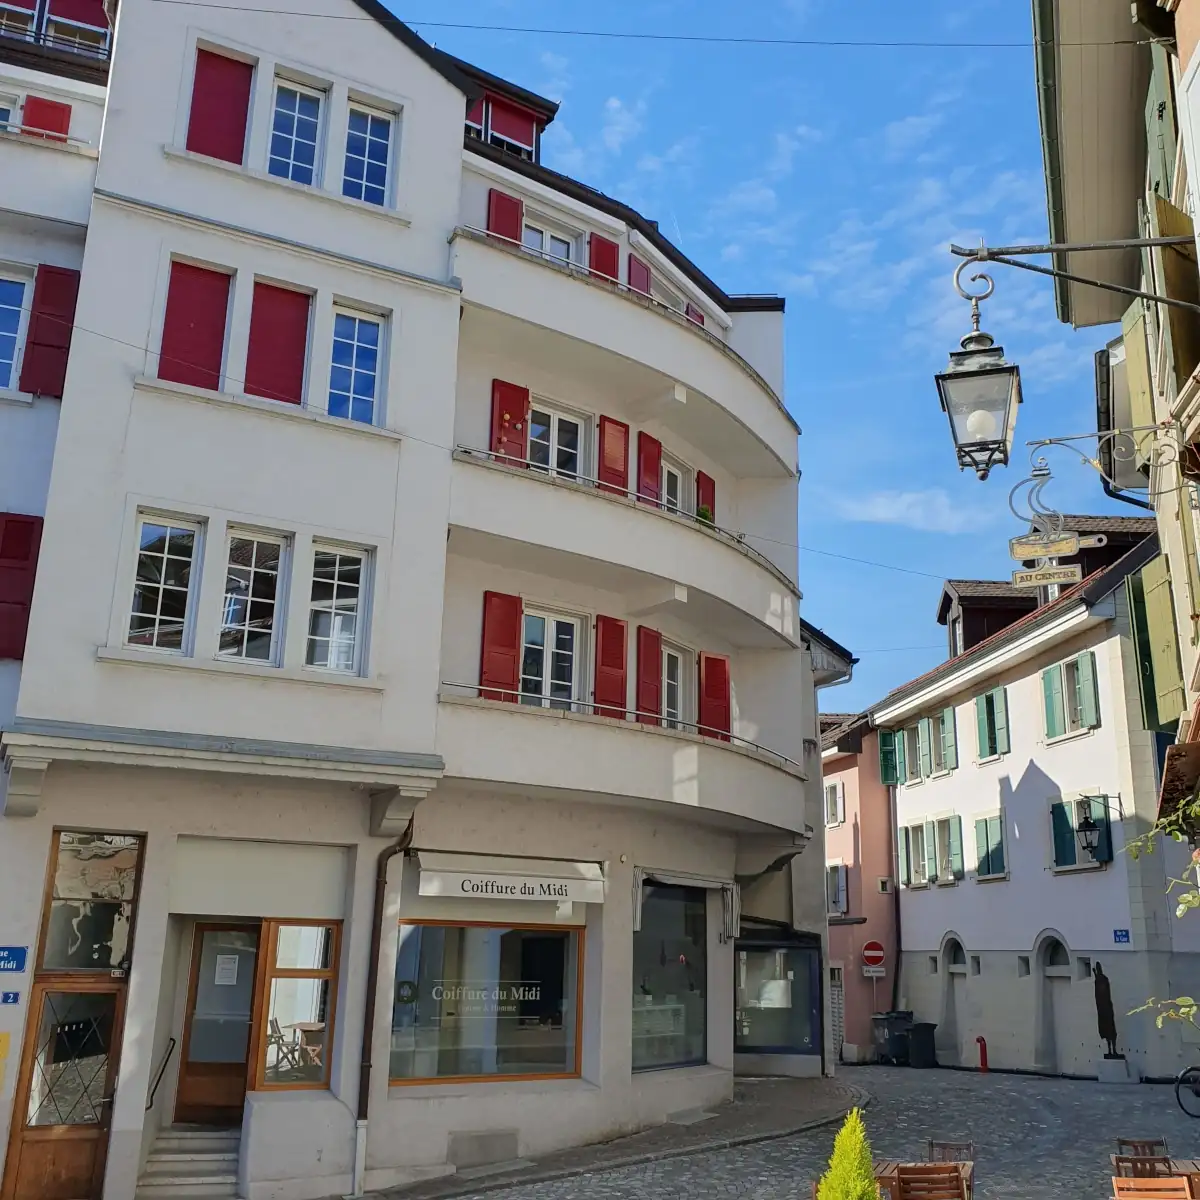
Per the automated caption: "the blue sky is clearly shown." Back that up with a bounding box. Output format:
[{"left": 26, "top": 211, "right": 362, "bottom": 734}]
[{"left": 404, "top": 0, "right": 1128, "bottom": 712}]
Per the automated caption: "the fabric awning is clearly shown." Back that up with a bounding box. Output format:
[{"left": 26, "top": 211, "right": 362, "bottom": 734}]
[
  {"left": 632, "top": 866, "right": 740, "bottom": 940},
  {"left": 416, "top": 851, "right": 606, "bottom": 905},
  {"left": 488, "top": 98, "right": 537, "bottom": 149},
  {"left": 47, "top": 0, "right": 108, "bottom": 26},
  {"left": 1158, "top": 740, "right": 1200, "bottom": 838}
]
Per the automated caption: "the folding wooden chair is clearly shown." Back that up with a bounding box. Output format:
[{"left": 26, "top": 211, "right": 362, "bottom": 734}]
[
  {"left": 896, "top": 1163, "right": 969, "bottom": 1200},
  {"left": 1114, "top": 1158, "right": 1176, "bottom": 1180},
  {"left": 1118, "top": 1140, "right": 1171, "bottom": 1159},
  {"left": 1112, "top": 1179, "right": 1191, "bottom": 1200}
]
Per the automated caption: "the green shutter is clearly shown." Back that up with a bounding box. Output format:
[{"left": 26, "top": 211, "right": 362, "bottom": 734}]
[
  {"left": 1120, "top": 300, "right": 1155, "bottom": 468},
  {"left": 895, "top": 728, "right": 908, "bottom": 783},
  {"left": 1051, "top": 801, "right": 1076, "bottom": 868},
  {"left": 988, "top": 815, "right": 1005, "bottom": 876},
  {"left": 918, "top": 718, "right": 933, "bottom": 778},
  {"left": 994, "top": 688, "right": 1010, "bottom": 755},
  {"left": 942, "top": 707, "right": 958, "bottom": 771},
  {"left": 878, "top": 729, "right": 898, "bottom": 785},
  {"left": 949, "top": 815, "right": 964, "bottom": 880},
  {"left": 1155, "top": 195, "right": 1200, "bottom": 388},
  {"left": 1146, "top": 41, "right": 1177, "bottom": 201},
  {"left": 1091, "top": 797, "right": 1114, "bottom": 864},
  {"left": 1143, "top": 555, "right": 1187, "bottom": 726},
  {"left": 975, "top": 817, "right": 990, "bottom": 876},
  {"left": 1127, "top": 569, "right": 1160, "bottom": 730},
  {"left": 1179, "top": 483, "right": 1200, "bottom": 647},
  {"left": 975, "top": 695, "right": 990, "bottom": 760},
  {"left": 1077, "top": 651, "right": 1100, "bottom": 729},
  {"left": 1043, "top": 666, "right": 1064, "bottom": 739},
  {"left": 897, "top": 826, "right": 910, "bottom": 887},
  {"left": 924, "top": 819, "right": 938, "bottom": 883}
]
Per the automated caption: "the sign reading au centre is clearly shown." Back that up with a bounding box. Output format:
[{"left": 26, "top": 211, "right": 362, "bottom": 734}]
[
  {"left": 419, "top": 871, "right": 606, "bottom": 905},
  {"left": 1011, "top": 564, "right": 1083, "bottom": 590}
]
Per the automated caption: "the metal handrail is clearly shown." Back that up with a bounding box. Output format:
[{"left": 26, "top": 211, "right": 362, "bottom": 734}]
[
  {"left": 0, "top": 25, "right": 111, "bottom": 61},
  {"left": 454, "top": 224, "right": 793, "bottom": 423},
  {"left": 453, "top": 444, "right": 799, "bottom": 594},
  {"left": 145, "top": 1037, "right": 177, "bottom": 1111},
  {"left": 439, "top": 679, "right": 807, "bottom": 776}
]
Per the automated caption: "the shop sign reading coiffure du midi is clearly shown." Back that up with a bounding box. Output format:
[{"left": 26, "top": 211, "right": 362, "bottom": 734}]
[{"left": 418, "top": 870, "right": 602, "bottom": 904}]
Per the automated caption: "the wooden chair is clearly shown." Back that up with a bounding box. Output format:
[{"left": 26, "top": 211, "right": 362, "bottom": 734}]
[
  {"left": 927, "top": 1140, "right": 975, "bottom": 1164},
  {"left": 1112, "top": 1179, "right": 1192, "bottom": 1200},
  {"left": 1119, "top": 1139, "right": 1170, "bottom": 1159},
  {"left": 895, "top": 1163, "right": 969, "bottom": 1200},
  {"left": 1115, "top": 1158, "right": 1176, "bottom": 1179},
  {"left": 267, "top": 1018, "right": 304, "bottom": 1072}
]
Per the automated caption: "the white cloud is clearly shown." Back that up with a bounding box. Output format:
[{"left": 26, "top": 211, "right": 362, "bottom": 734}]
[
  {"left": 832, "top": 488, "right": 998, "bottom": 535},
  {"left": 540, "top": 122, "right": 586, "bottom": 177},
  {"left": 537, "top": 52, "right": 571, "bottom": 102},
  {"left": 715, "top": 179, "right": 778, "bottom": 216},
  {"left": 601, "top": 97, "right": 645, "bottom": 153},
  {"left": 766, "top": 125, "right": 823, "bottom": 178},
  {"left": 636, "top": 135, "right": 699, "bottom": 175}
]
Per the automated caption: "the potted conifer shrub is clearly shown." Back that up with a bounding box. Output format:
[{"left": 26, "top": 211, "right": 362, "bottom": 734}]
[{"left": 815, "top": 1108, "right": 877, "bottom": 1200}]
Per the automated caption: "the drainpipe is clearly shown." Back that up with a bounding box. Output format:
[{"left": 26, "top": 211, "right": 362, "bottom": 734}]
[
  {"left": 888, "top": 783, "right": 903, "bottom": 1012},
  {"left": 351, "top": 815, "right": 415, "bottom": 1197}
]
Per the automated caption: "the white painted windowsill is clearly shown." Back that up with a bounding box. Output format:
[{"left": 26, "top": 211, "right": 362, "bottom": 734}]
[
  {"left": 0, "top": 386, "right": 34, "bottom": 406},
  {"left": 0, "top": 126, "right": 98, "bottom": 158},
  {"left": 975, "top": 873, "right": 1009, "bottom": 884},
  {"left": 133, "top": 375, "right": 404, "bottom": 444},
  {"left": 1044, "top": 726, "right": 1097, "bottom": 748},
  {"left": 96, "top": 645, "right": 385, "bottom": 691},
  {"left": 163, "top": 144, "right": 413, "bottom": 227}
]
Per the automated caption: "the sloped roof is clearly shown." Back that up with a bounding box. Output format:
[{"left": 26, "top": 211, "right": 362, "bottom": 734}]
[
  {"left": 873, "top": 532, "right": 1159, "bottom": 714},
  {"left": 440, "top": 51, "right": 560, "bottom": 123},
  {"left": 820, "top": 711, "right": 869, "bottom": 751},
  {"left": 1054, "top": 514, "right": 1158, "bottom": 535},
  {"left": 945, "top": 579, "right": 1028, "bottom": 600}
]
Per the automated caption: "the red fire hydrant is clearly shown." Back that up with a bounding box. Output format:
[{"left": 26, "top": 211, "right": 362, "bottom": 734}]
[{"left": 976, "top": 1035, "right": 989, "bottom": 1073}]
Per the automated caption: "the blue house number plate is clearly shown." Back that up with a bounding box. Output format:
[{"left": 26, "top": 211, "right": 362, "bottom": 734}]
[
  {"left": 0, "top": 948, "right": 28, "bottom": 973},
  {"left": 0, "top": 992, "right": 18, "bottom": 1005},
  {"left": 1113, "top": 929, "right": 1131, "bottom": 944}
]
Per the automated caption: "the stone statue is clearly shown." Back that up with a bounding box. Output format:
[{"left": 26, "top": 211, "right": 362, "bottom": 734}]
[{"left": 1094, "top": 961, "right": 1119, "bottom": 1058}]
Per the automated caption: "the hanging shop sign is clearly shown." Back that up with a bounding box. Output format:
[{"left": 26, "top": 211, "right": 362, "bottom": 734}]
[{"left": 1011, "top": 564, "right": 1083, "bottom": 589}]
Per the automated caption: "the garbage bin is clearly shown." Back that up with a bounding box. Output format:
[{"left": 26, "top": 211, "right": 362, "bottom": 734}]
[
  {"left": 909, "top": 1021, "right": 938, "bottom": 1069},
  {"left": 871, "top": 1011, "right": 913, "bottom": 1065}
]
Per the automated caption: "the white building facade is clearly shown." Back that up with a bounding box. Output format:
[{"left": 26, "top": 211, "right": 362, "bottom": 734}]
[
  {"left": 872, "top": 535, "right": 1200, "bottom": 1082},
  {"left": 0, "top": 4, "right": 840, "bottom": 1198}
]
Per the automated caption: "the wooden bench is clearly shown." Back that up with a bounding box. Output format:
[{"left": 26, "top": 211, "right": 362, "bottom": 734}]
[
  {"left": 1112, "top": 1179, "right": 1193, "bottom": 1200},
  {"left": 894, "top": 1163, "right": 971, "bottom": 1200}
]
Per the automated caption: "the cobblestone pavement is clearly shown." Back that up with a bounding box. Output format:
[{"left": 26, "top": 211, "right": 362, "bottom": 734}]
[{"left": 443, "top": 1067, "right": 1200, "bottom": 1200}]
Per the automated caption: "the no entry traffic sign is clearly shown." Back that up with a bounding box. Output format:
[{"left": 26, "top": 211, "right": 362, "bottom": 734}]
[{"left": 862, "top": 940, "right": 886, "bottom": 967}]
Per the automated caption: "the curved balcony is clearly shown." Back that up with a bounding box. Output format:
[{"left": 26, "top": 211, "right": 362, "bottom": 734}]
[
  {"left": 450, "top": 228, "right": 797, "bottom": 478},
  {"left": 449, "top": 448, "right": 800, "bottom": 649},
  {"left": 436, "top": 683, "right": 810, "bottom": 835}
]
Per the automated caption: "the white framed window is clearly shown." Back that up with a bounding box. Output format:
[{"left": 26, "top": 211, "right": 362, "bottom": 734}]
[
  {"left": 219, "top": 533, "right": 286, "bottom": 663},
  {"left": 305, "top": 545, "right": 366, "bottom": 673},
  {"left": 652, "top": 278, "right": 684, "bottom": 313},
  {"left": 269, "top": 80, "right": 323, "bottom": 186},
  {"left": 0, "top": 272, "right": 30, "bottom": 390},
  {"left": 826, "top": 864, "right": 848, "bottom": 914},
  {"left": 661, "top": 453, "right": 691, "bottom": 515},
  {"left": 824, "top": 780, "right": 845, "bottom": 826},
  {"left": 522, "top": 220, "right": 574, "bottom": 264},
  {"left": 900, "top": 822, "right": 928, "bottom": 886},
  {"left": 45, "top": 15, "right": 107, "bottom": 54},
  {"left": 661, "top": 640, "right": 690, "bottom": 730},
  {"left": 949, "top": 615, "right": 963, "bottom": 656},
  {"left": 342, "top": 104, "right": 392, "bottom": 206},
  {"left": 520, "top": 608, "right": 581, "bottom": 710},
  {"left": 0, "top": 8, "right": 32, "bottom": 40},
  {"left": 127, "top": 515, "right": 202, "bottom": 653},
  {"left": 902, "top": 726, "right": 921, "bottom": 782},
  {"left": 328, "top": 309, "right": 382, "bottom": 425},
  {"left": 528, "top": 402, "right": 584, "bottom": 479},
  {"left": 0, "top": 91, "right": 18, "bottom": 130},
  {"left": 1043, "top": 651, "right": 1100, "bottom": 738}
]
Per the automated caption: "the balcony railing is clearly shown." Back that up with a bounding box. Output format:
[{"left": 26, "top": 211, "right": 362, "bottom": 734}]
[
  {"left": 0, "top": 21, "right": 111, "bottom": 63},
  {"left": 454, "top": 224, "right": 792, "bottom": 422},
  {"left": 439, "top": 680, "right": 807, "bottom": 778},
  {"left": 453, "top": 444, "right": 800, "bottom": 596}
]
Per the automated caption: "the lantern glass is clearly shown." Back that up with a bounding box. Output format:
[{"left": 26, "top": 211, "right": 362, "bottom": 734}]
[
  {"left": 935, "top": 341, "right": 1022, "bottom": 479},
  {"left": 1076, "top": 810, "right": 1101, "bottom": 857}
]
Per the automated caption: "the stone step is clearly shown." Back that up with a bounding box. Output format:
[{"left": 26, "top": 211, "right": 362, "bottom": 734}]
[
  {"left": 151, "top": 1131, "right": 240, "bottom": 1155},
  {"left": 134, "top": 1182, "right": 237, "bottom": 1200},
  {"left": 142, "top": 1155, "right": 239, "bottom": 1178}
]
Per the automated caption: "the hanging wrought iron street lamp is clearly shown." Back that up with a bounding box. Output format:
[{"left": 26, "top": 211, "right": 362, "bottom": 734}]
[
  {"left": 934, "top": 261, "right": 1022, "bottom": 481},
  {"left": 1075, "top": 806, "right": 1102, "bottom": 860}
]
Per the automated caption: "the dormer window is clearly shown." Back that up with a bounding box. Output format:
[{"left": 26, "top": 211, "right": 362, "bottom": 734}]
[{"left": 465, "top": 98, "right": 484, "bottom": 140}]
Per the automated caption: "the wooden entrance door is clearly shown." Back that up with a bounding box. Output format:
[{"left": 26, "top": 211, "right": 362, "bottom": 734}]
[
  {"left": 1, "top": 978, "right": 125, "bottom": 1200},
  {"left": 175, "top": 923, "right": 261, "bottom": 1124}
]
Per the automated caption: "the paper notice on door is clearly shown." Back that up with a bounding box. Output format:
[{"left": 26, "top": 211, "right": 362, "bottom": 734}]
[{"left": 214, "top": 954, "right": 239, "bottom": 986}]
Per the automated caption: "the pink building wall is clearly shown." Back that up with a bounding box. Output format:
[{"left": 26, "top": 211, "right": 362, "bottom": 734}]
[{"left": 824, "top": 729, "right": 898, "bottom": 1058}]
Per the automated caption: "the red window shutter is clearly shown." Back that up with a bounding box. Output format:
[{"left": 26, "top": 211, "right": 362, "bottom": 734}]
[
  {"left": 18, "top": 265, "right": 80, "bottom": 399},
  {"left": 21, "top": 96, "right": 71, "bottom": 142},
  {"left": 480, "top": 590, "right": 522, "bottom": 702},
  {"left": 0, "top": 513, "right": 44, "bottom": 661},
  {"left": 698, "top": 652, "right": 731, "bottom": 741},
  {"left": 47, "top": 0, "right": 107, "bottom": 22},
  {"left": 589, "top": 235, "right": 620, "bottom": 281},
  {"left": 488, "top": 98, "right": 537, "bottom": 149},
  {"left": 186, "top": 49, "right": 254, "bottom": 165},
  {"left": 490, "top": 379, "right": 530, "bottom": 464},
  {"left": 244, "top": 282, "right": 310, "bottom": 405},
  {"left": 487, "top": 189, "right": 523, "bottom": 242},
  {"left": 685, "top": 303, "right": 705, "bottom": 327},
  {"left": 593, "top": 615, "right": 627, "bottom": 719},
  {"left": 597, "top": 416, "right": 630, "bottom": 495},
  {"left": 158, "top": 262, "right": 231, "bottom": 391},
  {"left": 636, "top": 431, "right": 662, "bottom": 506},
  {"left": 466, "top": 98, "right": 484, "bottom": 128},
  {"left": 628, "top": 255, "right": 652, "bottom": 295},
  {"left": 696, "top": 471, "right": 716, "bottom": 523},
  {"left": 636, "top": 626, "right": 662, "bottom": 724}
]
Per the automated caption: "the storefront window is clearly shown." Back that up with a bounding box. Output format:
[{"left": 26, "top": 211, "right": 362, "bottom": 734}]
[
  {"left": 632, "top": 884, "right": 707, "bottom": 1070},
  {"left": 257, "top": 922, "right": 340, "bottom": 1088},
  {"left": 734, "top": 945, "right": 820, "bottom": 1054},
  {"left": 391, "top": 923, "right": 581, "bottom": 1081}
]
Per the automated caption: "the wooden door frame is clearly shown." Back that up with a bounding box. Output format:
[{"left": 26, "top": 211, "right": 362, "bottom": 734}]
[
  {"left": 0, "top": 975, "right": 128, "bottom": 1200},
  {"left": 174, "top": 921, "right": 262, "bottom": 1125}
]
